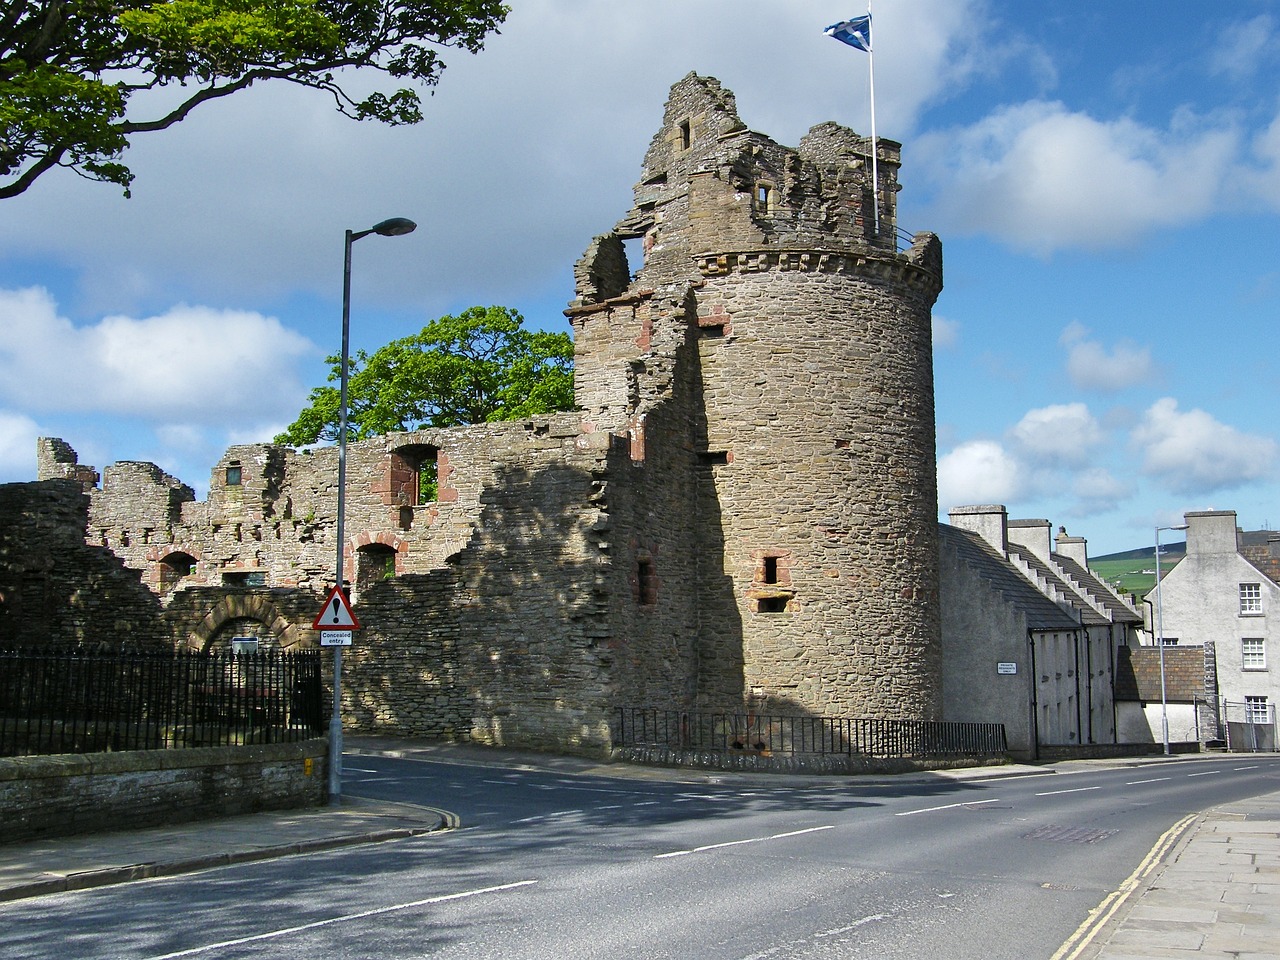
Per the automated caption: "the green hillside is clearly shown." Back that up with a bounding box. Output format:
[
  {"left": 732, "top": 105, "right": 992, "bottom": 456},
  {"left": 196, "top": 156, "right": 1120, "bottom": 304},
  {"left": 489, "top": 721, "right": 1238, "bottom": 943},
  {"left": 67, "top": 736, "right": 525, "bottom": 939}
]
[{"left": 1088, "top": 542, "right": 1185, "bottom": 599}]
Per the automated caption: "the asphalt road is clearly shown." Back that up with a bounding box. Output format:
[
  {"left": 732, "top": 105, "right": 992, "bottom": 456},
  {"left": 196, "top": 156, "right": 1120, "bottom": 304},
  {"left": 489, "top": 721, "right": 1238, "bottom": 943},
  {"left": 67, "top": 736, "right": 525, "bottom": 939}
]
[{"left": 3, "top": 753, "right": 1278, "bottom": 960}]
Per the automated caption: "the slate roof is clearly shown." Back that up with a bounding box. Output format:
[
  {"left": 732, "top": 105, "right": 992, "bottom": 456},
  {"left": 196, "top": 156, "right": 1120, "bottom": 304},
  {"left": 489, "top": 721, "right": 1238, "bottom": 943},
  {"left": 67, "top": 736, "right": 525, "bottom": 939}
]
[
  {"left": 1053, "top": 553, "right": 1143, "bottom": 625},
  {"left": 939, "top": 525, "right": 1079, "bottom": 632},
  {"left": 1008, "top": 546, "right": 1110, "bottom": 627},
  {"left": 1114, "top": 645, "right": 1207, "bottom": 703}
]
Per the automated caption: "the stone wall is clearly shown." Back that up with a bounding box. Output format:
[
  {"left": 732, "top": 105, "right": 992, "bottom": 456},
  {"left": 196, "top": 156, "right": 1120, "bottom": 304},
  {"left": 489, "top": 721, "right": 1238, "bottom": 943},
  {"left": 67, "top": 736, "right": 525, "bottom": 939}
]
[
  {"left": 0, "top": 739, "right": 327, "bottom": 843},
  {"left": 11, "top": 73, "right": 947, "bottom": 753},
  {"left": 0, "top": 479, "right": 168, "bottom": 649}
]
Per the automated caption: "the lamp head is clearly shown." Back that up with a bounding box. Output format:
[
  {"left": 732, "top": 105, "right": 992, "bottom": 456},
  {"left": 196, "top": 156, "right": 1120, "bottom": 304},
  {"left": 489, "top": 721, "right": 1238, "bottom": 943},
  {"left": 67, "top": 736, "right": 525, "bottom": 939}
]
[{"left": 372, "top": 217, "right": 417, "bottom": 237}]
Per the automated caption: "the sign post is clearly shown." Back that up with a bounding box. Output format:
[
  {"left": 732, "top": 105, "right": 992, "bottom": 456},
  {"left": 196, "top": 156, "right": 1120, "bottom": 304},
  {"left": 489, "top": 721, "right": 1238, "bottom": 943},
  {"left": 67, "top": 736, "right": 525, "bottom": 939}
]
[{"left": 313, "top": 584, "right": 360, "bottom": 802}]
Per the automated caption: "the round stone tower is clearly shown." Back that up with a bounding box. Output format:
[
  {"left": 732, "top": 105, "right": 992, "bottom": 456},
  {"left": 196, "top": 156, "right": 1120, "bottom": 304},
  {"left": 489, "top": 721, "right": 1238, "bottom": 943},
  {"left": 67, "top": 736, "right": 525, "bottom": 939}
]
[{"left": 569, "top": 74, "right": 944, "bottom": 722}]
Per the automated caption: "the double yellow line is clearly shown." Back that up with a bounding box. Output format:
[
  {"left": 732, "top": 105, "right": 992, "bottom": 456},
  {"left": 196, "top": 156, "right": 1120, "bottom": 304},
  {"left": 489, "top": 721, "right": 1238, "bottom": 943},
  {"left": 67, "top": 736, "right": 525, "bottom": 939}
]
[{"left": 1050, "top": 813, "right": 1199, "bottom": 960}]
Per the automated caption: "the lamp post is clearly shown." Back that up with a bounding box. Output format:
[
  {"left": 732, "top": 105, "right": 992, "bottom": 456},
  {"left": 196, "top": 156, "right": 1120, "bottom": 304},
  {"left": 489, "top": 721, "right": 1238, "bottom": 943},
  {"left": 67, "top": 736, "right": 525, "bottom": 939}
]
[
  {"left": 1154, "top": 522, "right": 1188, "bottom": 756},
  {"left": 329, "top": 217, "right": 416, "bottom": 804}
]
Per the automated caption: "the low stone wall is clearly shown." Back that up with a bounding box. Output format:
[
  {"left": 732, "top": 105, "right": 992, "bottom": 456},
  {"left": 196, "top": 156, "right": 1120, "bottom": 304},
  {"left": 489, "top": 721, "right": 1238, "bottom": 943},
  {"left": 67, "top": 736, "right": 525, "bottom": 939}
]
[
  {"left": 0, "top": 739, "right": 328, "bottom": 844},
  {"left": 1037, "top": 741, "right": 1201, "bottom": 762},
  {"left": 611, "top": 745, "right": 1011, "bottom": 776}
]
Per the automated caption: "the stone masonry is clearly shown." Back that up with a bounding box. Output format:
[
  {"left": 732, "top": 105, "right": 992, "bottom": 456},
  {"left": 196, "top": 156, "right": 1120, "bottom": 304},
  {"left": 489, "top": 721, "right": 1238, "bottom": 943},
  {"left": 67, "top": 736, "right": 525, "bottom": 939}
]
[{"left": 5, "top": 74, "right": 944, "bottom": 755}]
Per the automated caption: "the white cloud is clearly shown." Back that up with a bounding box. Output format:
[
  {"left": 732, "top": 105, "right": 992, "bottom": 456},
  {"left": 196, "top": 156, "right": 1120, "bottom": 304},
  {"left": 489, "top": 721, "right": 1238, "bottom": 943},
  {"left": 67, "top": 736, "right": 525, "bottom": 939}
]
[
  {"left": 937, "top": 439, "right": 1022, "bottom": 510},
  {"left": 0, "top": 410, "right": 39, "bottom": 482},
  {"left": 0, "top": 0, "right": 995, "bottom": 320},
  {"left": 1059, "top": 321, "right": 1155, "bottom": 391},
  {"left": 915, "top": 101, "right": 1240, "bottom": 254},
  {"left": 0, "top": 287, "right": 318, "bottom": 426},
  {"left": 1009, "top": 402, "right": 1106, "bottom": 467},
  {"left": 1132, "top": 397, "right": 1278, "bottom": 495},
  {"left": 932, "top": 315, "right": 960, "bottom": 349},
  {"left": 1243, "top": 107, "right": 1280, "bottom": 211},
  {"left": 1067, "top": 468, "right": 1133, "bottom": 516},
  {"left": 1209, "top": 15, "right": 1277, "bottom": 80}
]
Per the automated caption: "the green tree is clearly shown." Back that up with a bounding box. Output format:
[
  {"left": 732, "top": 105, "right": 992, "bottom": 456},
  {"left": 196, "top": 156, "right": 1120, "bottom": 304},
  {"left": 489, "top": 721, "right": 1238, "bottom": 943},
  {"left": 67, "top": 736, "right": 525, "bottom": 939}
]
[
  {"left": 276, "top": 305, "right": 576, "bottom": 445},
  {"left": 1, "top": 0, "right": 508, "bottom": 198}
]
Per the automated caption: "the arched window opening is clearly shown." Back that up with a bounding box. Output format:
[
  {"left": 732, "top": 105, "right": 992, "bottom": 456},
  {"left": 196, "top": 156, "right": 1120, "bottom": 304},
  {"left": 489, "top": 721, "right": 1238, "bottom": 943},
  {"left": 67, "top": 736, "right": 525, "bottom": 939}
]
[
  {"left": 356, "top": 543, "right": 397, "bottom": 596},
  {"left": 158, "top": 551, "right": 197, "bottom": 594}
]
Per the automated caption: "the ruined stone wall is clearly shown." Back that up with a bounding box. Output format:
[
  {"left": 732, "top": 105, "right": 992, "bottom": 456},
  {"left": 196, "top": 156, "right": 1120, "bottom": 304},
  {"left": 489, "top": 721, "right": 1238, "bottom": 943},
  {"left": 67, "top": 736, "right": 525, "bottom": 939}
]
[
  {"left": 19, "top": 72, "right": 946, "bottom": 751},
  {"left": 0, "top": 479, "right": 168, "bottom": 649}
]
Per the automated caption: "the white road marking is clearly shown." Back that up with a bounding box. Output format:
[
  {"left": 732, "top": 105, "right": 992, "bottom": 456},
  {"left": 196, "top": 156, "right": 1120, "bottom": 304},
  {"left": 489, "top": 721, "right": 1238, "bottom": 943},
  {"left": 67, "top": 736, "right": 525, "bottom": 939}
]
[
  {"left": 966, "top": 772, "right": 1057, "bottom": 784},
  {"left": 895, "top": 798, "right": 1002, "bottom": 817},
  {"left": 655, "top": 824, "right": 834, "bottom": 859},
  {"left": 1124, "top": 777, "right": 1171, "bottom": 785},
  {"left": 1035, "top": 786, "right": 1102, "bottom": 797},
  {"left": 142, "top": 880, "right": 539, "bottom": 959},
  {"left": 1234, "top": 765, "right": 1260, "bottom": 771},
  {"left": 815, "top": 914, "right": 888, "bottom": 938},
  {"left": 1187, "top": 770, "right": 1220, "bottom": 778}
]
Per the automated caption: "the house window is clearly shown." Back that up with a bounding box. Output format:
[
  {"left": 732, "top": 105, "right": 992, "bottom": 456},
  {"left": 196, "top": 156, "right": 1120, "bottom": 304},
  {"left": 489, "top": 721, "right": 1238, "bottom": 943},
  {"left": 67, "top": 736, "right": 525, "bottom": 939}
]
[
  {"left": 1244, "top": 696, "right": 1271, "bottom": 724},
  {"left": 1240, "top": 582, "right": 1262, "bottom": 614},
  {"left": 678, "top": 119, "right": 691, "bottom": 150},
  {"left": 1242, "top": 638, "right": 1266, "bottom": 670},
  {"left": 226, "top": 462, "right": 242, "bottom": 486},
  {"left": 1159, "top": 637, "right": 1179, "bottom": 646}
]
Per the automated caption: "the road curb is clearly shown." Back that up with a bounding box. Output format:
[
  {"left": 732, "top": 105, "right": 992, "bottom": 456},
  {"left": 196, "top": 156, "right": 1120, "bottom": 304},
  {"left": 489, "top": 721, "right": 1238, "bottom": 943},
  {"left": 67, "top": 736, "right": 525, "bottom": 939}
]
[
  {"left": 1048, "top": 812, "right": 1201, "bottom": 960},
  {"left": 0, "top": 815, "right": 450, "bottom": 904}
]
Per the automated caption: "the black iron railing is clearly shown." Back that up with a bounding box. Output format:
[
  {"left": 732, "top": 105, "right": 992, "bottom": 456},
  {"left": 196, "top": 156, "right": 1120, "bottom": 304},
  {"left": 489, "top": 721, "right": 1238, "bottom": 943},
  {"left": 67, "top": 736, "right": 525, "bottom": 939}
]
[
  {"left": 0, "top": 648, "right": 325, "bottom": 757},
  {"left": 615, "top": 707, "right": 1007, "bottom": 759}
]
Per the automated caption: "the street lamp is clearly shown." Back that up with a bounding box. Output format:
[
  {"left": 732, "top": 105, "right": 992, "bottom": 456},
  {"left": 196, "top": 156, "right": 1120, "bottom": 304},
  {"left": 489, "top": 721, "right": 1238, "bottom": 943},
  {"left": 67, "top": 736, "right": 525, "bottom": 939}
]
[
  {"left": 1154, "top": 522, "right": 1188, "bottom": 756},
  {"left": 330, "top": 216, "right": 417, "bottom": 804}
]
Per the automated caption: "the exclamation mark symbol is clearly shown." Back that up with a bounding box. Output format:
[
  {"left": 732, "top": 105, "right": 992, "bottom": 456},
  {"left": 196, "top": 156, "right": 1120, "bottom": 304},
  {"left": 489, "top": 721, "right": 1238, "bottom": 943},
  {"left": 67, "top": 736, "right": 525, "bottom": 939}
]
[{"left": 331, "top": 597, "right": 342, "bottom": 623}]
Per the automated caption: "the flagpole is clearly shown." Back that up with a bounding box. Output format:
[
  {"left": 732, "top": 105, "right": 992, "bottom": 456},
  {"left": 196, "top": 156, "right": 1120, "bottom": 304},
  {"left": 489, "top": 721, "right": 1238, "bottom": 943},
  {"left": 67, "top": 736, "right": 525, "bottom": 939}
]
[{"left": 867, "top": 0, "right": 880, "bottom": 237}]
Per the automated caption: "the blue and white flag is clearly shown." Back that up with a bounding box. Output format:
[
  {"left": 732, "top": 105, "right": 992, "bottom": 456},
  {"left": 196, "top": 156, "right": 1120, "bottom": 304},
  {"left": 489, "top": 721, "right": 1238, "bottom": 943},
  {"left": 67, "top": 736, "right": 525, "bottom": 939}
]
[{"left": 824, "top": 15, "right": 871, "bottom": 52}]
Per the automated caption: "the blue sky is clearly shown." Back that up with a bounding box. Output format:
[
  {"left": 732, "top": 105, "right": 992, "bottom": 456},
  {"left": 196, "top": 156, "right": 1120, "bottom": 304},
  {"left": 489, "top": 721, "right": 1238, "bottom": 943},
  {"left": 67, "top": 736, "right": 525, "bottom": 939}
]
[{"left": 1, "top": 1, "right": 1278, "bottom": 557}]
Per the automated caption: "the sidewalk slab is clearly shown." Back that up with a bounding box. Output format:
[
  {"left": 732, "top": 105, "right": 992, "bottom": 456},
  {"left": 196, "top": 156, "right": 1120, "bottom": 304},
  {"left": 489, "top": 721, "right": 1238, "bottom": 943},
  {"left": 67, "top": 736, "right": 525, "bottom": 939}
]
[{"left": 0, "top": 796, "right": 447, "bottom": 902}]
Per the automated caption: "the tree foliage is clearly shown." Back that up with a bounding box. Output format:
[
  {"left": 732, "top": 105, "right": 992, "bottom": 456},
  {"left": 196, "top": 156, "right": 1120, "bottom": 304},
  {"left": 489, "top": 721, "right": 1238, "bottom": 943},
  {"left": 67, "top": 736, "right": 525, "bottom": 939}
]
[
  {"left": 0, "top": 0, "right": 508, "bottom": 198},
  {"left": 276, "top": 306, "right": 576, "bottom": 446}
]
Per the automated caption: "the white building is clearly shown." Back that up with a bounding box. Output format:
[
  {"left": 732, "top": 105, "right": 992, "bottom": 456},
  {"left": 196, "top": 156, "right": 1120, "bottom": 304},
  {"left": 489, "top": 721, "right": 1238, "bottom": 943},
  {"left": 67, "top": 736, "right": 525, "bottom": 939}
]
[
  {"left": 940, "top": 505, "right": 1143, "bottom": 760},
  {"left": 1148, "top": 510, "right": 1279, "bottom": 750}
]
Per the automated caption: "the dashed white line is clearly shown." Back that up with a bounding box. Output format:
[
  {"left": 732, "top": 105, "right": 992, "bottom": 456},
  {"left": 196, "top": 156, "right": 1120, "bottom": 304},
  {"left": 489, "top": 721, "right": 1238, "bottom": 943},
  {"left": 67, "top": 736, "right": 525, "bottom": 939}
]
[
  {"left": 142, "top": 880, "right": 539, "bottom": 959},
  {"left": 1187, "top": 770, "right": 1221, "bottom": 778},
  {"left": 1234, "top": 765, "right": 1259, "bottom": 771},
  {"left": 1035, "top": 786, "right": 1102, "bottom": 797},
  {"left": 1125, "top": 777, "right": 1171, "bottom": 785},
  {"left": 655, "top": 824, "right": 834, "bottom": 858},
  {"left": 895, "top": 798, "right": 1002, "bottom": 817}
]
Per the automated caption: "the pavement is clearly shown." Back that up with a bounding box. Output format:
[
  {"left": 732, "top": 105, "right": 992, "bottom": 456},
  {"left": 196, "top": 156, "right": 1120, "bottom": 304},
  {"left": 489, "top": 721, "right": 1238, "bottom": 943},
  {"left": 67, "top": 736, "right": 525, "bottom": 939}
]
[{"left": 0, "top": 740, "right": 1275, "bottom": 960}]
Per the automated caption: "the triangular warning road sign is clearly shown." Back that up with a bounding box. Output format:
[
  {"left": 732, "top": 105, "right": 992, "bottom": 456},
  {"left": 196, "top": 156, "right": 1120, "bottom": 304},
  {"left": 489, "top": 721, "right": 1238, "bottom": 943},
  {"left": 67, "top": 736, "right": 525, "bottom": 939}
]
[{"left": 312, "top": 585, "right": 361, "bottom": 630}]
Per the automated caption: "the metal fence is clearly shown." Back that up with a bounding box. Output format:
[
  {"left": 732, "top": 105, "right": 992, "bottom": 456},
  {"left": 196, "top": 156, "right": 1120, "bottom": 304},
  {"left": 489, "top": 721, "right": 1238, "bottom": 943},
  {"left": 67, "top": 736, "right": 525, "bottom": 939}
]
[
  {"left": 1222, "top": 698, "right": 1277, "bottom": 753},
  {"left": 0, "top": 647, "right": 325, "bottom": 757},
  {"left": 615, "top": 708, "right": 1007, "bottom": 759}
]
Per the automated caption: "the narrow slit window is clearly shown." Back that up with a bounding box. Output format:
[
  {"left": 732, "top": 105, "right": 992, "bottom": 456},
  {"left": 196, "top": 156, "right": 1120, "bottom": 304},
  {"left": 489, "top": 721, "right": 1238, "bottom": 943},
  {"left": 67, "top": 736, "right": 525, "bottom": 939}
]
[
  {"left": 678, "top": 119, "right": 691, "bottom": 150},
  {"left": 637, "top": 556, "right": 657, "bottom": 606},
  {"left": 763, "top": 556, "right": 779, "bottom": 585}
]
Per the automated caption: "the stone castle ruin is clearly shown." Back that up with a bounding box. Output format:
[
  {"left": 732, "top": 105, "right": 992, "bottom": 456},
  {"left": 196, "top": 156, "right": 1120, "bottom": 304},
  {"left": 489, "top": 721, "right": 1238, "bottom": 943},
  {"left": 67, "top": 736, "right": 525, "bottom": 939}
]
[{"left": 4, "top": 74, "right": 945, "bottom": 755}]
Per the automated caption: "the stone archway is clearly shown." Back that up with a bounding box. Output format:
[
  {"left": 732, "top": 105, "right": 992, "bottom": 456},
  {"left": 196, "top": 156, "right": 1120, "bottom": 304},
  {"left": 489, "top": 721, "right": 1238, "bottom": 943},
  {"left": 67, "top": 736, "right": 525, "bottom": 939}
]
[{"left": 185, "top": 593, "right": 308, "bottom": 652}]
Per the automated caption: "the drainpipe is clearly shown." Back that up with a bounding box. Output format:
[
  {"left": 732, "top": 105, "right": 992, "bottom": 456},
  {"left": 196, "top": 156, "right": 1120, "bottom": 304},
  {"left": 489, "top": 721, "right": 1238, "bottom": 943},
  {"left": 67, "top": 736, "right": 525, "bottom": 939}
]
[
  {"left": 1109, "top": 625, "right": 1119, "bottom": 744},
  {"left": 1074, "top": 629, "right": 1084, "bottom": 749},
  {"left": 1028, "top": 630, "right": 1040, "bottom": 762},
  {"left": 1084, "top": 627, "right": 1094, "bottom": 744}
]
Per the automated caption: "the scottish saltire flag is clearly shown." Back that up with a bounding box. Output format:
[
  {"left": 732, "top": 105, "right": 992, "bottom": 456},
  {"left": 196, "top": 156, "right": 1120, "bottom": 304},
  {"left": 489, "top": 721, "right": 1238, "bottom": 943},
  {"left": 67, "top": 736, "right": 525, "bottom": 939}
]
[{"left": 824, "top": 15, "right": 871, "bottom": 52}]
